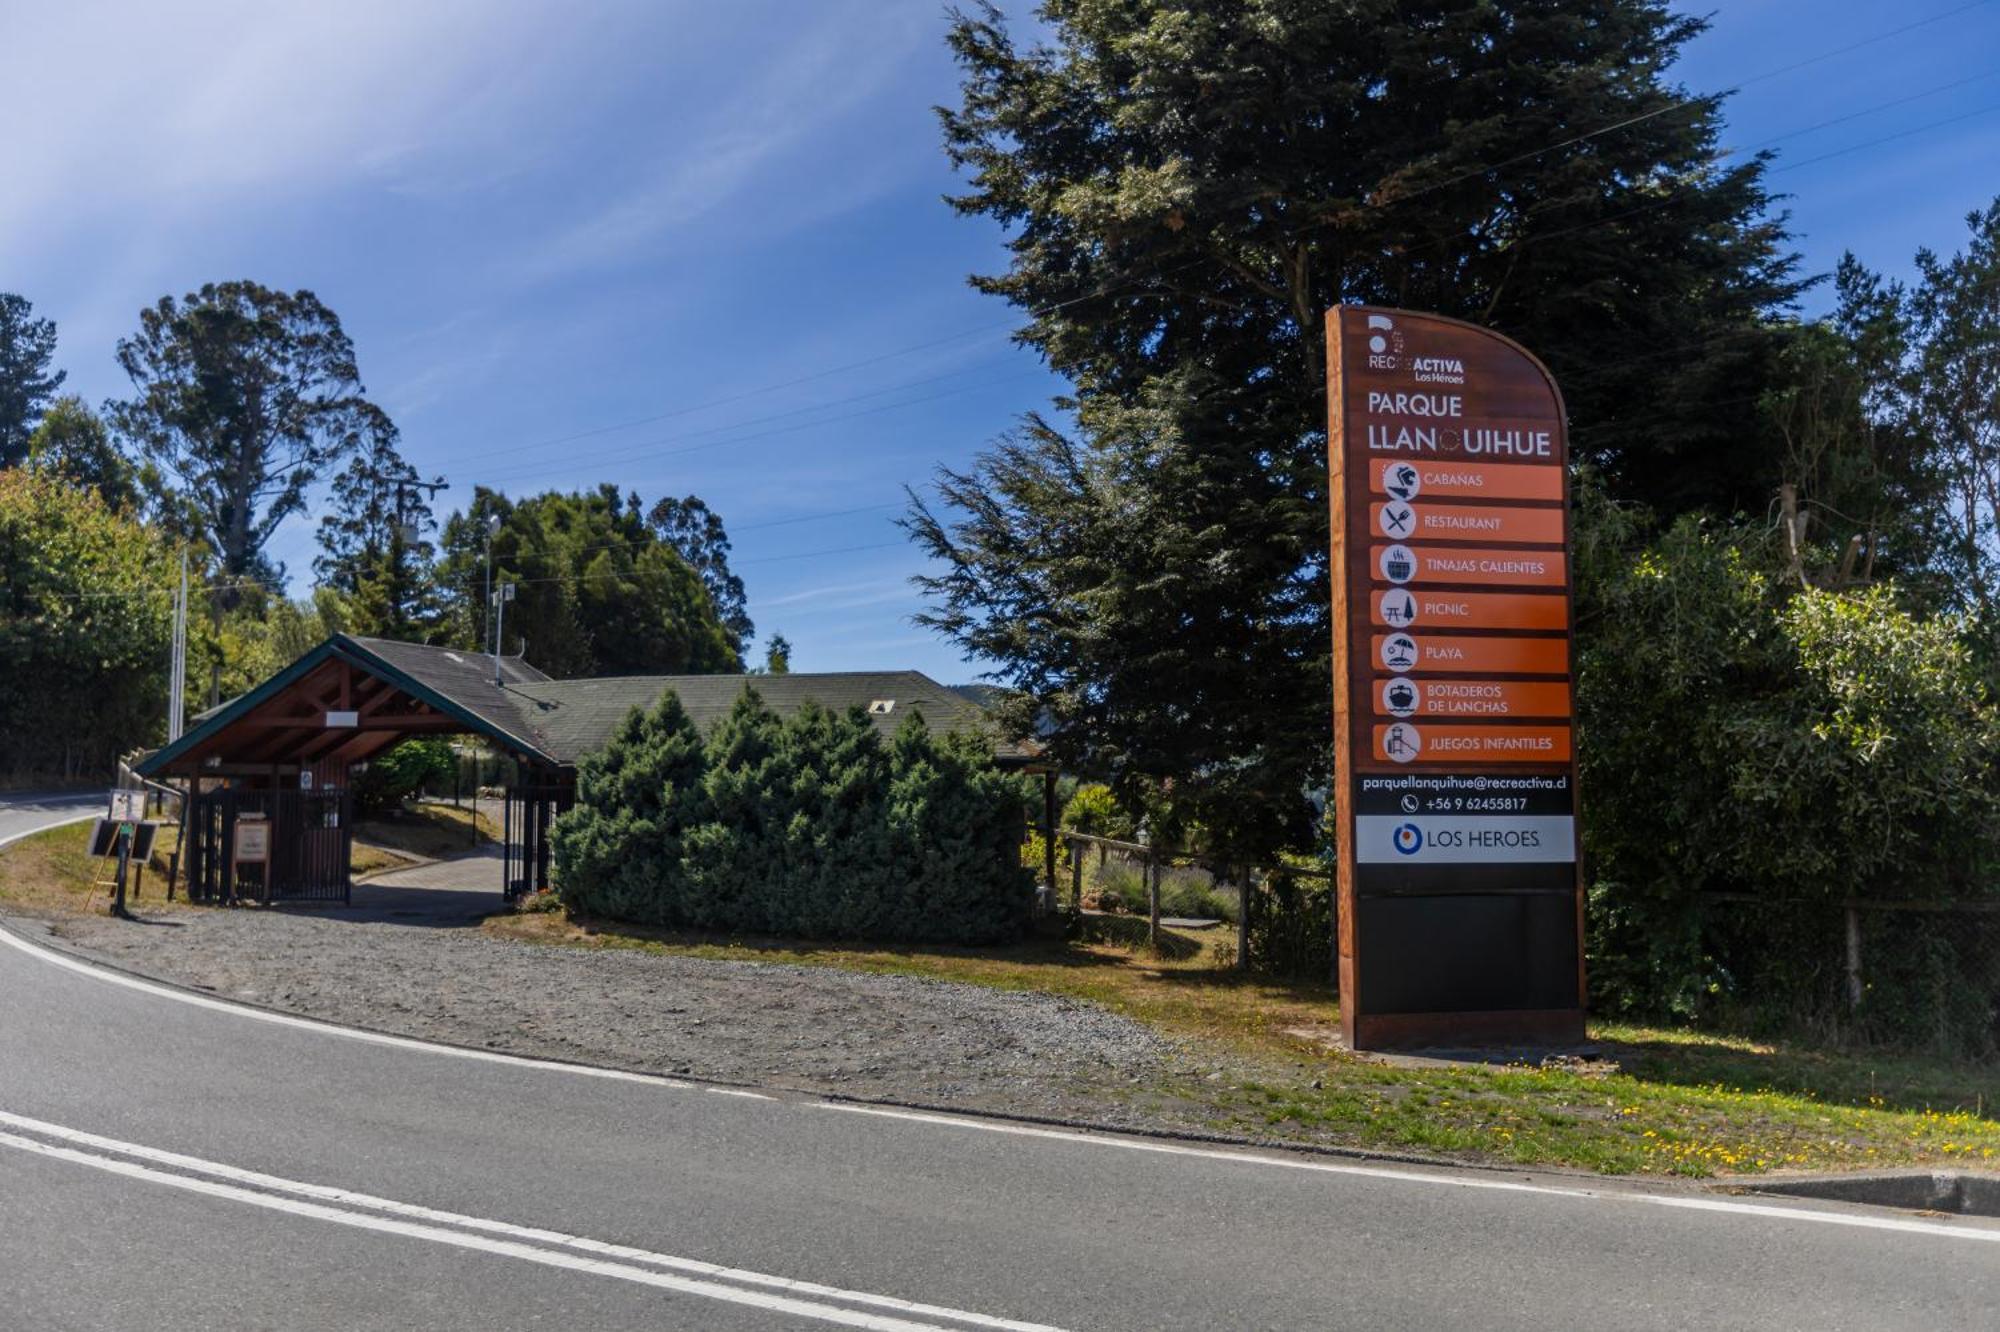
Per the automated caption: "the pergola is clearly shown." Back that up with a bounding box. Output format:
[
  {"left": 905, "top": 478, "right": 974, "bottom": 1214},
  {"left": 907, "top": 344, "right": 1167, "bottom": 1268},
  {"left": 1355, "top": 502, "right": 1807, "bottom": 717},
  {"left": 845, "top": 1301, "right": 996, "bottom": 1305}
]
[
  {"left": 137, "top": 635, "right": 564, "bottom": 904},
  {"left": 138, "top": 632, "right": 1046, "bottom": 908}
]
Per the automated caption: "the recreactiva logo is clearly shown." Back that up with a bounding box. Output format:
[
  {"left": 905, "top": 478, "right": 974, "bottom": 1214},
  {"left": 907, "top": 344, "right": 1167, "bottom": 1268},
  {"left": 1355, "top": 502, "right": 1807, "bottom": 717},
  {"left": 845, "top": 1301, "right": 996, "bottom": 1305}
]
[{"left": 1393, "top": 823, "right": 1423, "bottom": 855}]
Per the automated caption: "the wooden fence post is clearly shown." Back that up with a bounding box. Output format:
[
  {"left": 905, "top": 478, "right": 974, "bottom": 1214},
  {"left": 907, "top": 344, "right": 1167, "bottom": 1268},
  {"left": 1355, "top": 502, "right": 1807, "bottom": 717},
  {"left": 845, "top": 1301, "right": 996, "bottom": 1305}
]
[
  {"left": 1845, "top": 905, "right": 1864, "bottom": 1010},
  {"left": 1147, "top": 852, "right": 1161, "bottom": 951},
  {"left": 1069, "top": 839, "right": 1084, "bottom": 917},
  {"left": 1237, "top": 866, "right": 1252, "bottom": 972}
]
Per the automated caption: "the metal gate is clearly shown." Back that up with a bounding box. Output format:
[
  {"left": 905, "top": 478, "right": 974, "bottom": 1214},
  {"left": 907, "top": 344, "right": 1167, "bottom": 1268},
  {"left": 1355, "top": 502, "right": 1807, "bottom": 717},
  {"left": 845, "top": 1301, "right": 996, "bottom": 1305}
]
[
  {"left": 502, "top": 781, "right": 572, "bottom": 901},
  {"left": 185, "top": 786, "right": 353, "bottom": 905}
]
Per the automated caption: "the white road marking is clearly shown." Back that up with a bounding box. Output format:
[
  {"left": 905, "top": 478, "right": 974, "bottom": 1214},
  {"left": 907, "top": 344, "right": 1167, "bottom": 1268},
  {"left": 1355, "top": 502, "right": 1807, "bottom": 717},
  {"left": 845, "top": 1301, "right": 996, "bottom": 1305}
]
[
  {"left": 708, "top": 1087, "right": 777, "bottom": 1100},
  {"left": 0, "top": 1113, "right": 1066, "bottom": 1332},
  {"left": 0, "top": 809, "right": 98, "bottom": 851},
  {"left": 8, "top": 805, "right": 1997, "bottom": 1251},
  {"left": 0, "top": 922, "right": 699, "bottom": 1090},
  {"left": 816, "top": 1105, "right": 2000, "bottom": 1245}
]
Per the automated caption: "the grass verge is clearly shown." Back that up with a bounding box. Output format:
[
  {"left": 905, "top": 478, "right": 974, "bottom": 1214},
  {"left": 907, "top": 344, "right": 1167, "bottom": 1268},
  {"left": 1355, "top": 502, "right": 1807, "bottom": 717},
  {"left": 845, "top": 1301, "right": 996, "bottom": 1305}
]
[
  {"left": 0, "top": 821, "right": 188, "bottom": 917},
  {"left": 353, "top": 801, "right": 497, "bottom": 870},
  {"left": 486, "top": 909, "right": 2000, "bottom": 1178}
]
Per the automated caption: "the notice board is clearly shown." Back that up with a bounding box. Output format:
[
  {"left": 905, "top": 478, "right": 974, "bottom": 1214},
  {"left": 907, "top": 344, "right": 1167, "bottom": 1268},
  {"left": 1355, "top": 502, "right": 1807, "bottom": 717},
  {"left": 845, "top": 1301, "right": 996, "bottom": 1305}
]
[{"left": 1326, "top": 307, "right": 1585, "bottom": 1051}]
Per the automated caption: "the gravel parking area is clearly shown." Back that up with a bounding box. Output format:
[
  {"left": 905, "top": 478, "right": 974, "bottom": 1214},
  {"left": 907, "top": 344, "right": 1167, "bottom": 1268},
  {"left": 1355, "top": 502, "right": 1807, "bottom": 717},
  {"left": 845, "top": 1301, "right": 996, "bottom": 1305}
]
[{"left": 47, "top": 886, "right": 1186, "bottom": 1123}]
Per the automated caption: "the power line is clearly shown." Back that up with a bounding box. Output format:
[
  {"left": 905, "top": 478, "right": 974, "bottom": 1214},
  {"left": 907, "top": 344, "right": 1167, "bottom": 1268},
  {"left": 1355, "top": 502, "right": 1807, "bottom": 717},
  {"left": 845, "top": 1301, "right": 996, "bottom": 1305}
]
[
  {"left": 1376, "top": 0, "right": 1997, "bottom": 208},
  {"left": 469, "top": 369, "right": 1045, "bottom": 491},
  {"left": 421, "top": 2, "right": 1995, "bottom": 488}
]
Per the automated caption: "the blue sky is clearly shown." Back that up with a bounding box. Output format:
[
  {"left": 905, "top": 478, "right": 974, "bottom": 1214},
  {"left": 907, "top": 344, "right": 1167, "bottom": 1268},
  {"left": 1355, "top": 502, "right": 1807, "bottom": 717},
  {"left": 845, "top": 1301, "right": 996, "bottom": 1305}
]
[{"left": 7, "top": 0, "right": 1997, "bottom": 682}]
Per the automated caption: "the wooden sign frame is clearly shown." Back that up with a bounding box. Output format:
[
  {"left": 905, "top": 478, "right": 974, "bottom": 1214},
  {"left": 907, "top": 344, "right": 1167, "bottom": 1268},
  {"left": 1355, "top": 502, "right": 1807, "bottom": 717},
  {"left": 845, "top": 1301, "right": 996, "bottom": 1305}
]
[{"left": 1327, "top": 306, "right": 1586, "bottom": 1051}]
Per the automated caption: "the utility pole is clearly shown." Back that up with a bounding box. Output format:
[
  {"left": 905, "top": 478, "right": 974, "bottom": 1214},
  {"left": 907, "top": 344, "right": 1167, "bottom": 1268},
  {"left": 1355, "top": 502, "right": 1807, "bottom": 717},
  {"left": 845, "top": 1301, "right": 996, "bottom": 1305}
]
[
  {"left": 167, "top": 551, "right": 188, "bottom": 742},
  {"left": 492, "top": 582, "right": 516, "bottom": 685},
  {"left": 484, "top": 510, "right": 500, "bottom": 658}
]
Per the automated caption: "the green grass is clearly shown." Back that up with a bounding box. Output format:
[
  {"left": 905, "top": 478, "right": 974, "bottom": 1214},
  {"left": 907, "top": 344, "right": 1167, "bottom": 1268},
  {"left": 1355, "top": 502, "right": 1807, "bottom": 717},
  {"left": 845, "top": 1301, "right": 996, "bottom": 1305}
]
[
  {"left": 487, "top": 908, "right": 2000, "bottom": 1177},
  {"left": 354, "top": 801, "right": 497, "bottom": 865}
]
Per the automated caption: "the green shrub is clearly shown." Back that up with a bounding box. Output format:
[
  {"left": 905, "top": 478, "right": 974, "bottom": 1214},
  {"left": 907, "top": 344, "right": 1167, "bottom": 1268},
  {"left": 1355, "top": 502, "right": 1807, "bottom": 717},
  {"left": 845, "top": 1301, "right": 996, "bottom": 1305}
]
[
  {"left": 1062, "top": 783, "right": 1133, "bottom": 839},
  {"left": 1246, "top": 871, "right": 1331, "bottom": 980},
  {"left": 353, "top": 739, "right": 457, "bottom": 817},
  {"left": 551, "top": 687, "right": 1034, "bottom": 945},
  {"left": 1578, "top": 510, "right": 2000, "bottom": 1050}
]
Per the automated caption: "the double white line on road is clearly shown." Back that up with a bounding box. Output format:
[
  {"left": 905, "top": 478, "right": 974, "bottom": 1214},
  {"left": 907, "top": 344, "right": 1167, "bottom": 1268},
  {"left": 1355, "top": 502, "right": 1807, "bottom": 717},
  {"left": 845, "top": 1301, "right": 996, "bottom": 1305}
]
[{"left": 0, "top": 1108, "right": 1065, "bottom": 1332}]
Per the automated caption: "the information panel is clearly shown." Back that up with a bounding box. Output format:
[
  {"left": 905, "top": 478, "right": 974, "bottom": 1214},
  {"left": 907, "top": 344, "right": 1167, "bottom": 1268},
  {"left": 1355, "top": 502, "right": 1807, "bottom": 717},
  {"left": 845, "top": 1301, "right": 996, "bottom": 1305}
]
[{"left": 1327, "top": 307, "right": 1585, "bottom": 1050}]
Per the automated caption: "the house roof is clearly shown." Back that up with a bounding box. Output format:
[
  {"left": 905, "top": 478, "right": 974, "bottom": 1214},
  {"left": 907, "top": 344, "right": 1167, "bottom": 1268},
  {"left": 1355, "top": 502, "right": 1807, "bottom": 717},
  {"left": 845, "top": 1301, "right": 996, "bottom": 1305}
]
[
  {"left": 506, "top": 670, "right": 1026, "bottom": 765},
  {"left": 139, "top": 636, "right": 1035, "bottom": 777}
]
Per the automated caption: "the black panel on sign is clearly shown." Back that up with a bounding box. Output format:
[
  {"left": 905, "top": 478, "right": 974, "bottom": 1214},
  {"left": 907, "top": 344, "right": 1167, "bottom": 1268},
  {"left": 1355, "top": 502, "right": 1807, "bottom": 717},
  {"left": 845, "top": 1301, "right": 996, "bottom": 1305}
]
[
  {"left": 1355, "top": 862, "right": 1576, "bottom": 897},
  {"left": 1356, "top": 894, "right": 1578, "bottom": 1013}
]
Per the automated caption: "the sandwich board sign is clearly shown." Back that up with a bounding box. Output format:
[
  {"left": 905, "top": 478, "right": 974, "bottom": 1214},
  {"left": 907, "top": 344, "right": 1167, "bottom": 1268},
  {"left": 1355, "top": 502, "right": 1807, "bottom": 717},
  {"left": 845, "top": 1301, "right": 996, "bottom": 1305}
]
[{"left": 1326, "top": 307, "right": 1585, "bottom": 1051}]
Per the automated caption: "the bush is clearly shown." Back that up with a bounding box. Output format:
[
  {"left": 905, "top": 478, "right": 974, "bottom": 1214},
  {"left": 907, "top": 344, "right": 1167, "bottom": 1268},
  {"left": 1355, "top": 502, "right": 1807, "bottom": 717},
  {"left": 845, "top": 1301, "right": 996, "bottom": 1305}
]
[
  {"left": 1578, "top": 510, "right": 2000, "bottom": 1050},
  {"left": 353, "top": 739, "right": 457, "bottom": 817},
  {"left": 552, "top": 688, "right": 1035, "bottom": 945},
  {"left": 1246, "top": 871, "right": 1331, "bottom": 980},
  {"left": 1062, "top": 783, "right": 1133, "bottom": 839}
]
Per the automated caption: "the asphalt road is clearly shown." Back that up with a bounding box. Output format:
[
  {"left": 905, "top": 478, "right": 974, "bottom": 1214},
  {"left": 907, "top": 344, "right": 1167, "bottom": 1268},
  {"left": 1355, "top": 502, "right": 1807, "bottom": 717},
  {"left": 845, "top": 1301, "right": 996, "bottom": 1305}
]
[{"left": 2, "top": 798, "right": 1997, "bottom": 1330}]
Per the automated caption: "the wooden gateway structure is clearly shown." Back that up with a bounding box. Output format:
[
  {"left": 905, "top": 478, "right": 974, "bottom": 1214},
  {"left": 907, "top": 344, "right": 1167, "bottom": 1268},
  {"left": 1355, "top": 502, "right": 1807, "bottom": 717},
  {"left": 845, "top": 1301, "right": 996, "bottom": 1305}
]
[{"left": 136, "top": 634, "right": 1033, "bottom": 906}]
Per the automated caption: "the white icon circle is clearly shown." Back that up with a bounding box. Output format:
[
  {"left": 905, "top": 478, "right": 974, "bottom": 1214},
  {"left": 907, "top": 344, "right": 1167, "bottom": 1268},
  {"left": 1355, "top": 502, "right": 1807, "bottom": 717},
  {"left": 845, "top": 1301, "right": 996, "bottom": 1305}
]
[
  {"left": 1379, "top": 589, "right": 1418, "bottom": 627},
  {"left": 1384, "top": 464, "right": 1422, "bottom": 501},
  {"left": 1379, "top": 501, "right": 1416, "bottom": 539},
  {"left": 1368, "top": 335, "right": 1387, "bottom": 354},
  {"left": 1380, "top": 633, "right": 1418, "bottom": 671},
  {"left": 1378, "top": 543, "right": 1417, "bottom": 584},
  {"left": 1382, "top": 723, "right": 1422, "bottom": 764},
  {"left": 1381, "top": 677, "right": 1420, "bottom": 718}
]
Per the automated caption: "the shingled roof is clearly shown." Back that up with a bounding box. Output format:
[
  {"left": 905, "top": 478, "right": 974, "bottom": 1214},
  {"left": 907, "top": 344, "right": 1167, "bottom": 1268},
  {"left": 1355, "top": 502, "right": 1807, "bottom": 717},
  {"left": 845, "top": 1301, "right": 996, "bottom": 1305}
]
[
  {"left": 141, "top": 635, "right": 1036, "bottom": 777},
  {"left": 506, "top": 670, "right": 1027, "bottom": 765}
]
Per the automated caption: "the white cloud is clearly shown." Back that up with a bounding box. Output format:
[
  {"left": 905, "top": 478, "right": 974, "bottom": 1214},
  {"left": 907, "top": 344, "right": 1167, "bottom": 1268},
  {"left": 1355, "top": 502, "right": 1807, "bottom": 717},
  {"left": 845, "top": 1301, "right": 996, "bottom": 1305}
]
[
  {"left": 0, "top": 0, "right": 583, "bottom": 264},
  {"left": 519, "top": 4, "right": 930, "bottom": 278}
]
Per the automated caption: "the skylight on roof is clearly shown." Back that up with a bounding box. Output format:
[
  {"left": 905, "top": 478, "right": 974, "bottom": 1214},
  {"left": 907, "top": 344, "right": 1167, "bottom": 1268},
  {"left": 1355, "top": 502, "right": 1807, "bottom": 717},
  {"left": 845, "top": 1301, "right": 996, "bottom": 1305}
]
[{"left": 867, "top": 700, "right": 896, "bottom": 715}]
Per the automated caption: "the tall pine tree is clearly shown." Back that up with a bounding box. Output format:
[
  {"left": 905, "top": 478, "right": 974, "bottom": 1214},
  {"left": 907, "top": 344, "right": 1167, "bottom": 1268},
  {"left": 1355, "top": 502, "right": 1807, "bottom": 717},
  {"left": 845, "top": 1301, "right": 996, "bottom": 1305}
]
[{"left": 909, "top": 0, "right": 1803, "bottom": 856}]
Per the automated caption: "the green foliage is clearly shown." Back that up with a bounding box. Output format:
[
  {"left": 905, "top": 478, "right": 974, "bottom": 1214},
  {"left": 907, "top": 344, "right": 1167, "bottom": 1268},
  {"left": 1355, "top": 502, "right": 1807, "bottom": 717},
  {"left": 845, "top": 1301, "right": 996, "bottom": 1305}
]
[
  {"left": 762, "top": 633, "right": 791, "bottom": 675},
  {"left": 315, "top": 417, "right": 443, "bottom": 642},
  {"left": 438, "top": 486, "right": 739, "bottom": 676},
  {"left": 107, "top": 281, "right": 389, "bottom": 586},
  {"left": 913, "top": 0, "right": 1801, "bottom": 860},
  {"left": 26, "top": 396, "right": 137, "bottom": 512},
  {"left": 1061, "top": 782, "right": 1132, "bottom": 839},
  {"left": 1245, "top": 872, "right": 1332, "bottom": 981},
  {"left": 552, "top": 690, "right": 1033, "bottom": 945},
  {"left": 0, "top": 469, "right": 180, "bottom": 780},
  {"left": 551, "top": 692, "right": 712, "bottom": 923},
  {"left": 353, "top": 739, "right": 457, "bottom": 817},
  {"left": 648, "top": 495, "right": 754, "bottom": 658},
  {"left": 0, "top": 292, "right": 65, "bottom": 468},
  {"left": 1577, "top": 505, "right": 2000, "bottom": 1048}
]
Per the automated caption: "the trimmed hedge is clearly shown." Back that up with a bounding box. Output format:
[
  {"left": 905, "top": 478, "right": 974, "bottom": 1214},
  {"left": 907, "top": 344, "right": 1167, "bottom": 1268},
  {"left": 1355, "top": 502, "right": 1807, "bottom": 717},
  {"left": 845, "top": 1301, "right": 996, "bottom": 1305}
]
[{"left": 550, "top": 687, "right": 1034, "bottom": 944}]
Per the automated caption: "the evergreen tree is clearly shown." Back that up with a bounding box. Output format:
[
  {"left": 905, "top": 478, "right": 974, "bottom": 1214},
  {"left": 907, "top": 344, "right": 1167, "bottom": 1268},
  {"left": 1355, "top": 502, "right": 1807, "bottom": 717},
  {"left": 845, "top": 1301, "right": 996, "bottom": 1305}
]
[
  {"left": 911, "top": 0, "right": 1802, "bottom": 857},
  {"left": 648, "top": 494, "right": 754, "bottom": 655},
  {"left": 763, "top": 633, "right": 792, "bottom": 674},
  {"left": 107, "top": 281, "right": 387, "bottom": 589},
  {"left": 0, "top": 293, "right": 65, "bottom": 468},
  {"left": 438, "top": 485, "right": 740, "bottom": 675},
  {"left": 314, "top": 412, "right": 444, "bottom": 641},
  {"left": 549, "top": 691, "right": 711, "bottom": 922},
  {"left": 27, "top": 396, "right": 139, "bottom": 511}
]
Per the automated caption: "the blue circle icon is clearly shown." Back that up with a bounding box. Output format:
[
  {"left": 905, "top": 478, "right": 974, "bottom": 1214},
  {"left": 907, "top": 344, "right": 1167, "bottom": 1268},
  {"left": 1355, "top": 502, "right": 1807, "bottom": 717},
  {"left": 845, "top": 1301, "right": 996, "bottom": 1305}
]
[{"left": 1393, "top": 823, "right": 1423, "bottom": 855}]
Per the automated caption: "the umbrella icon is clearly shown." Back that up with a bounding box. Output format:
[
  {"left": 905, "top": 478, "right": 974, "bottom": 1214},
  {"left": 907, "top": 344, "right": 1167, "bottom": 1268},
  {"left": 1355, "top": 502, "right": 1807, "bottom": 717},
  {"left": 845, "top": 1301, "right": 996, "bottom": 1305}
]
[{"left": 1381, "top": 633, "right": 1418, "bottom": 671}]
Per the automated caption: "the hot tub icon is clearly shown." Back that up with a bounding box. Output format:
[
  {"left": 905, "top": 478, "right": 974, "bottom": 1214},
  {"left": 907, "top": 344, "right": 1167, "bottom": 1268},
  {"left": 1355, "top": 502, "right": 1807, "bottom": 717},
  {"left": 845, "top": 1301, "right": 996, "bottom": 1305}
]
[{"left": 1378, "top": 544, "right": 1416, "bottom": 584}]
